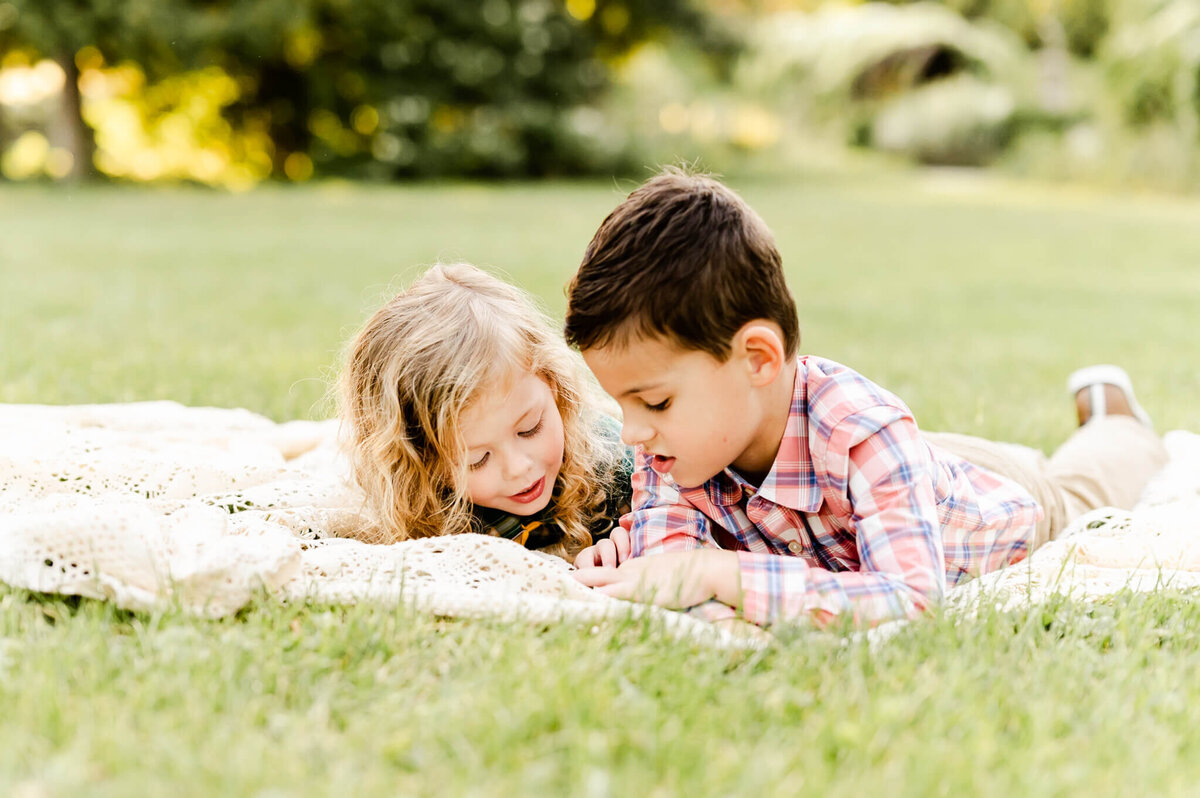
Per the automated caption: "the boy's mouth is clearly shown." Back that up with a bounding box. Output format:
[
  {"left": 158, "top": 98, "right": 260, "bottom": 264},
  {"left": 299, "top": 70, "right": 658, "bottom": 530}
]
[
  {"left": 508, "top": 476, "right": 546, "bottom": 504},
  {"left": 649, "top": 455, "right": 676, "bottom": 475}
]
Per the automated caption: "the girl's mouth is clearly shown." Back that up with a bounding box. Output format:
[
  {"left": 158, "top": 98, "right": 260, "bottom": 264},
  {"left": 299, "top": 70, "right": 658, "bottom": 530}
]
[
  {"left": 508, "top": 476, "right": 546, "bottom": 504},
  {"left": 649, "top": 455, "right": 676, "bottom": 475}
]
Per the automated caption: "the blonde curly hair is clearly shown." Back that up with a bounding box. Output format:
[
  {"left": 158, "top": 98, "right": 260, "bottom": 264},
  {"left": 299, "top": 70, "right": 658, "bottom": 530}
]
[{"left": 339, "top": 262, "right": 623, "bottom": 560}]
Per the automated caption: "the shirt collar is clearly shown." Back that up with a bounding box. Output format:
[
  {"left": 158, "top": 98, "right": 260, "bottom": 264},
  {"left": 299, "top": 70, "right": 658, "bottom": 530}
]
[
  {"left": 728, "top": 358, "right": 821, "bottom": 513},
  {"left": 703, "top": 471, "right": 747, "bottom": 506}
]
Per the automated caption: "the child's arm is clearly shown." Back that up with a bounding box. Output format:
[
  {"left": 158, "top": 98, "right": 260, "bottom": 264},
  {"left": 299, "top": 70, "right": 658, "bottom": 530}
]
[
  {"left": 574, "top": 453, "right": 749, "bottom": 609},
  {"left": 573, "top": 454, "right": 716, "bottom": 565},
  {"left": 574, "top": 547, "right": 742, "bottom": 607},
  {"left": 574, "top": 454, "right": 746, "bottom": 619},
  {"left": 738, "top": 406, "right": 950, "bottom": 626},
  {"left": 578, "top": 409, "right": 956, "bottom": 628}
]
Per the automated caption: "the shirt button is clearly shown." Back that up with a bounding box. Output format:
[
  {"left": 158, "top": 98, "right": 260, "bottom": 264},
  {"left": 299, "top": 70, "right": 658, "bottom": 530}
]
[{"left": 787, "top": 541, "right": 804, "bottom": 555}]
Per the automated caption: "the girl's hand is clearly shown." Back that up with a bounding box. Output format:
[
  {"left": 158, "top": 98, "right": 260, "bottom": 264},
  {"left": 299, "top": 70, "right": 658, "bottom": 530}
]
[{"left": 573, "top": 526, "right": 631, "bottom": 568}]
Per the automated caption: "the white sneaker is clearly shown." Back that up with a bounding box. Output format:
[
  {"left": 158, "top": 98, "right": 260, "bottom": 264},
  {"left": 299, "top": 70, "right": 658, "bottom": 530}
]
[{"left": 1066, "top": 364, "right": 1153, "bottom": 428}]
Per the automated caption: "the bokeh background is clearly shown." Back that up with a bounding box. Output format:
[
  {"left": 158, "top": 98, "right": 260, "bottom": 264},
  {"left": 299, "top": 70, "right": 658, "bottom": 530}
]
[
  {"left": 2, "top": 0, "right": 1198, "bottom": 190},
  {"left": 4, "top": 0, "right": 1200, "bottom": 440}
]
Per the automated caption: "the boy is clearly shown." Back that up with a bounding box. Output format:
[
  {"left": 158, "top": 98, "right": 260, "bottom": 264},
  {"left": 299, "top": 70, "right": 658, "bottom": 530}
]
[{"left": 565, "top": 169, "right": 1166, "bottom": 628}]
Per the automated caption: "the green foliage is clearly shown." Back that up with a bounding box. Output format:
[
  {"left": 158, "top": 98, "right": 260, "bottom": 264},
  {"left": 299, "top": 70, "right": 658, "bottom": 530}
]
[
  {"left": 741, "top": 3, "right": 1031, "bottom": 166},
  {"left": 1060, "top": 0, "right": 1113, "bottom": 56},
  {"left": 0, "top": 0, "right": 184, "bottom": 73},
  {"left": 884, "top": 0, "right": 1114, "bottom": 58},
  {"left": 746, "top": 2, "right": 1028, "bottom": 100},
  {"left": 182, "top": 0, "right": 728, "bottom": 178},
  {"left": 1103, "top": 0, "right": 1200, "bottom": 130},
  {"left": 0, "top": 0, "right": 192, "bottom": 181},
  {"left": 0, "top": 0, "right": 729, "bottom": 179}
]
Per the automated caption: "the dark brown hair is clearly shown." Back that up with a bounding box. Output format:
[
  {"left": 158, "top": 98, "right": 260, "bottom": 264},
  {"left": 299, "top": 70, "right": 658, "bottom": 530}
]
[{"left": 564, "top": 168, "right": 800, "bottom": 360}]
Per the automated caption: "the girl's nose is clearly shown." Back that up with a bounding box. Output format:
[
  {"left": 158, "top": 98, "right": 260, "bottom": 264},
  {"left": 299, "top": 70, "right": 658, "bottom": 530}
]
[{"left": 500, "top": 447, "right": 534, "bottom": 481}]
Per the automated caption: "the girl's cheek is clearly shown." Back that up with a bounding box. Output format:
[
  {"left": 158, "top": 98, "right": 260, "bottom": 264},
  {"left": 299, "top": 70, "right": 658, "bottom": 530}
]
[
  {"left": 464, "top": 469, "right": 488, "bottom": 505},
  {"left": 554, "top": 421, "right": 567, "bottom": 467}
]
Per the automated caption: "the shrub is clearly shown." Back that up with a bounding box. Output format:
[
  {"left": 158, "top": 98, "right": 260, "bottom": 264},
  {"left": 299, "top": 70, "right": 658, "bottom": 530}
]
[
  {"left": 885, "top": 0, "right": 1113, "bottom": 57},
  {"left": 1104, "top": 0, "right": 1200, "bottom": 132},
  {"left": 740, "top": 2, "right": 1031, "bottom": 165}
]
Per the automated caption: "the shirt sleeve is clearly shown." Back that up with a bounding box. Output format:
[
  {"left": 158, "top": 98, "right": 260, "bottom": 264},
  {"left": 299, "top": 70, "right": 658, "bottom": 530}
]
[
  {"left": 620, "top": 451, "right": 743, "bottom": 623},
  {"left": 621, "top": 449, "right": 714, "bottom": 555},
  {"left": 736, "top": 405, "right": 947, "bottom": 627}
]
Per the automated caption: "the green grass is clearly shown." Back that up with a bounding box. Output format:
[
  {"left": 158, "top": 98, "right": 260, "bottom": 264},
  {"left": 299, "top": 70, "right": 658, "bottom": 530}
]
[{"left": 4, "top": 173, "right": 1200, "bottom": 796}]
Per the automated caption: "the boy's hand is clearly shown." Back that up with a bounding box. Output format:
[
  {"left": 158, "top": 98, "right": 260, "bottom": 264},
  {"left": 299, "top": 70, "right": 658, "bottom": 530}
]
[
  {"left": 573, "top": 526, "right": 631, "bottom": 568},
  {"left": 572, "top": 549, "right": 740, "bottom": 610}
]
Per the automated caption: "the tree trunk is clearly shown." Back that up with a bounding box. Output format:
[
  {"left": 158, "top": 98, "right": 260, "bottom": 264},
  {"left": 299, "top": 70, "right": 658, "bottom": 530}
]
[{"left": 54, "top": 51, "right": 97, "bottom": 181}]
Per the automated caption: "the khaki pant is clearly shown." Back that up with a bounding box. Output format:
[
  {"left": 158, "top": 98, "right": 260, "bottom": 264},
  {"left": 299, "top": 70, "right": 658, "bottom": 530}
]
[{"left": 926, "top": 416, "right": 1168, "bottom": 550}]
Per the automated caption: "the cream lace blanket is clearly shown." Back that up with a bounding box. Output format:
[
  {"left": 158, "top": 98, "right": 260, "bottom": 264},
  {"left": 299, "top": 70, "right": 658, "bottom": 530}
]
[
  {"left": 1, "top": 403, "right": 1198, "bottom": 640},
  {"left": 0, "top": 402, "right": 756, "bottom": 646}
]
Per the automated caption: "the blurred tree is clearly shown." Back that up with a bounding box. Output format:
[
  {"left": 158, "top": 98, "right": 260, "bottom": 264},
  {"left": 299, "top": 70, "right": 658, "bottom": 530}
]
[
  {"left": 1, "top": 0, "right": 726, "bottom": 181},
  {"left": 0, "top": 0, "right": 186, "bottom": 180},
  {"left": 180, "top": 0, "right": 728, "bottom": 178}
]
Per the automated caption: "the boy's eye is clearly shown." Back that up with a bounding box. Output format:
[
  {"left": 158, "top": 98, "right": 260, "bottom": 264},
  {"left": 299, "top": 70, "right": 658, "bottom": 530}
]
[
  {"left": 518, "top": 418, "right": 544, "bottom": 438},
  {"left": 645, "top": 398, "right": 671, "bottom": 412},
  {"left": 468, "top": 452, "right": 490, "bottom": 471}
]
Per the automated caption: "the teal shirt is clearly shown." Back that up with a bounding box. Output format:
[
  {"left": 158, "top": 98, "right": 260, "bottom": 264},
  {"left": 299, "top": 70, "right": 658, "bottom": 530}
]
[{"left": 471, "top": 414, "right": 633, "bottom": 549}]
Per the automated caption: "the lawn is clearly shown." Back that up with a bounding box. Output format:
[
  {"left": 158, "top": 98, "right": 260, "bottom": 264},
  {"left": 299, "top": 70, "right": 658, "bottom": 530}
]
[{"left": 3, "top": 173, "right": 1200, "bottom": 796}]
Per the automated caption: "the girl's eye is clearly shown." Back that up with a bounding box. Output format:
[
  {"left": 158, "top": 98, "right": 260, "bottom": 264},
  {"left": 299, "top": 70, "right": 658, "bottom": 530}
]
[
  {"left": 645, "top": 398, "right": 671, "bottom": 412},
  {"left": 468, "top": 452, "right": 490, "bottom": 471},
  {"left": 518, "top": 419, "right": 544, "bottom": 438}
]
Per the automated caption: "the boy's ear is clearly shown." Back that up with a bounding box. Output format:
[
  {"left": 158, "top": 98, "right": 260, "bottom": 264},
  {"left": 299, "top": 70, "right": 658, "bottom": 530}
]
[{"left": 733, "top": 321, "right": 786, "bottom": 387}]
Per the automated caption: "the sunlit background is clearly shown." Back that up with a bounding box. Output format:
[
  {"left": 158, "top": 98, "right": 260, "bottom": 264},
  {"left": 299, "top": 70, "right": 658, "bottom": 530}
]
[{"left": 0, "top": 0, "right": 1196, "bottom": 190}]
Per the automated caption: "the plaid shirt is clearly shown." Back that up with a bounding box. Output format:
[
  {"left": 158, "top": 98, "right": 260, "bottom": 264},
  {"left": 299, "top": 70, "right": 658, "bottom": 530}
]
[{"left": 623, "top": 356, "right": 1042, "bottom": 627}]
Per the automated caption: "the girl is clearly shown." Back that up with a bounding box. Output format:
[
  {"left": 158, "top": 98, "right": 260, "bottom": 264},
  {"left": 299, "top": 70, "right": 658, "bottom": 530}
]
[{"left": 339, "top": 262, "right": 632, "bottom": 562}]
